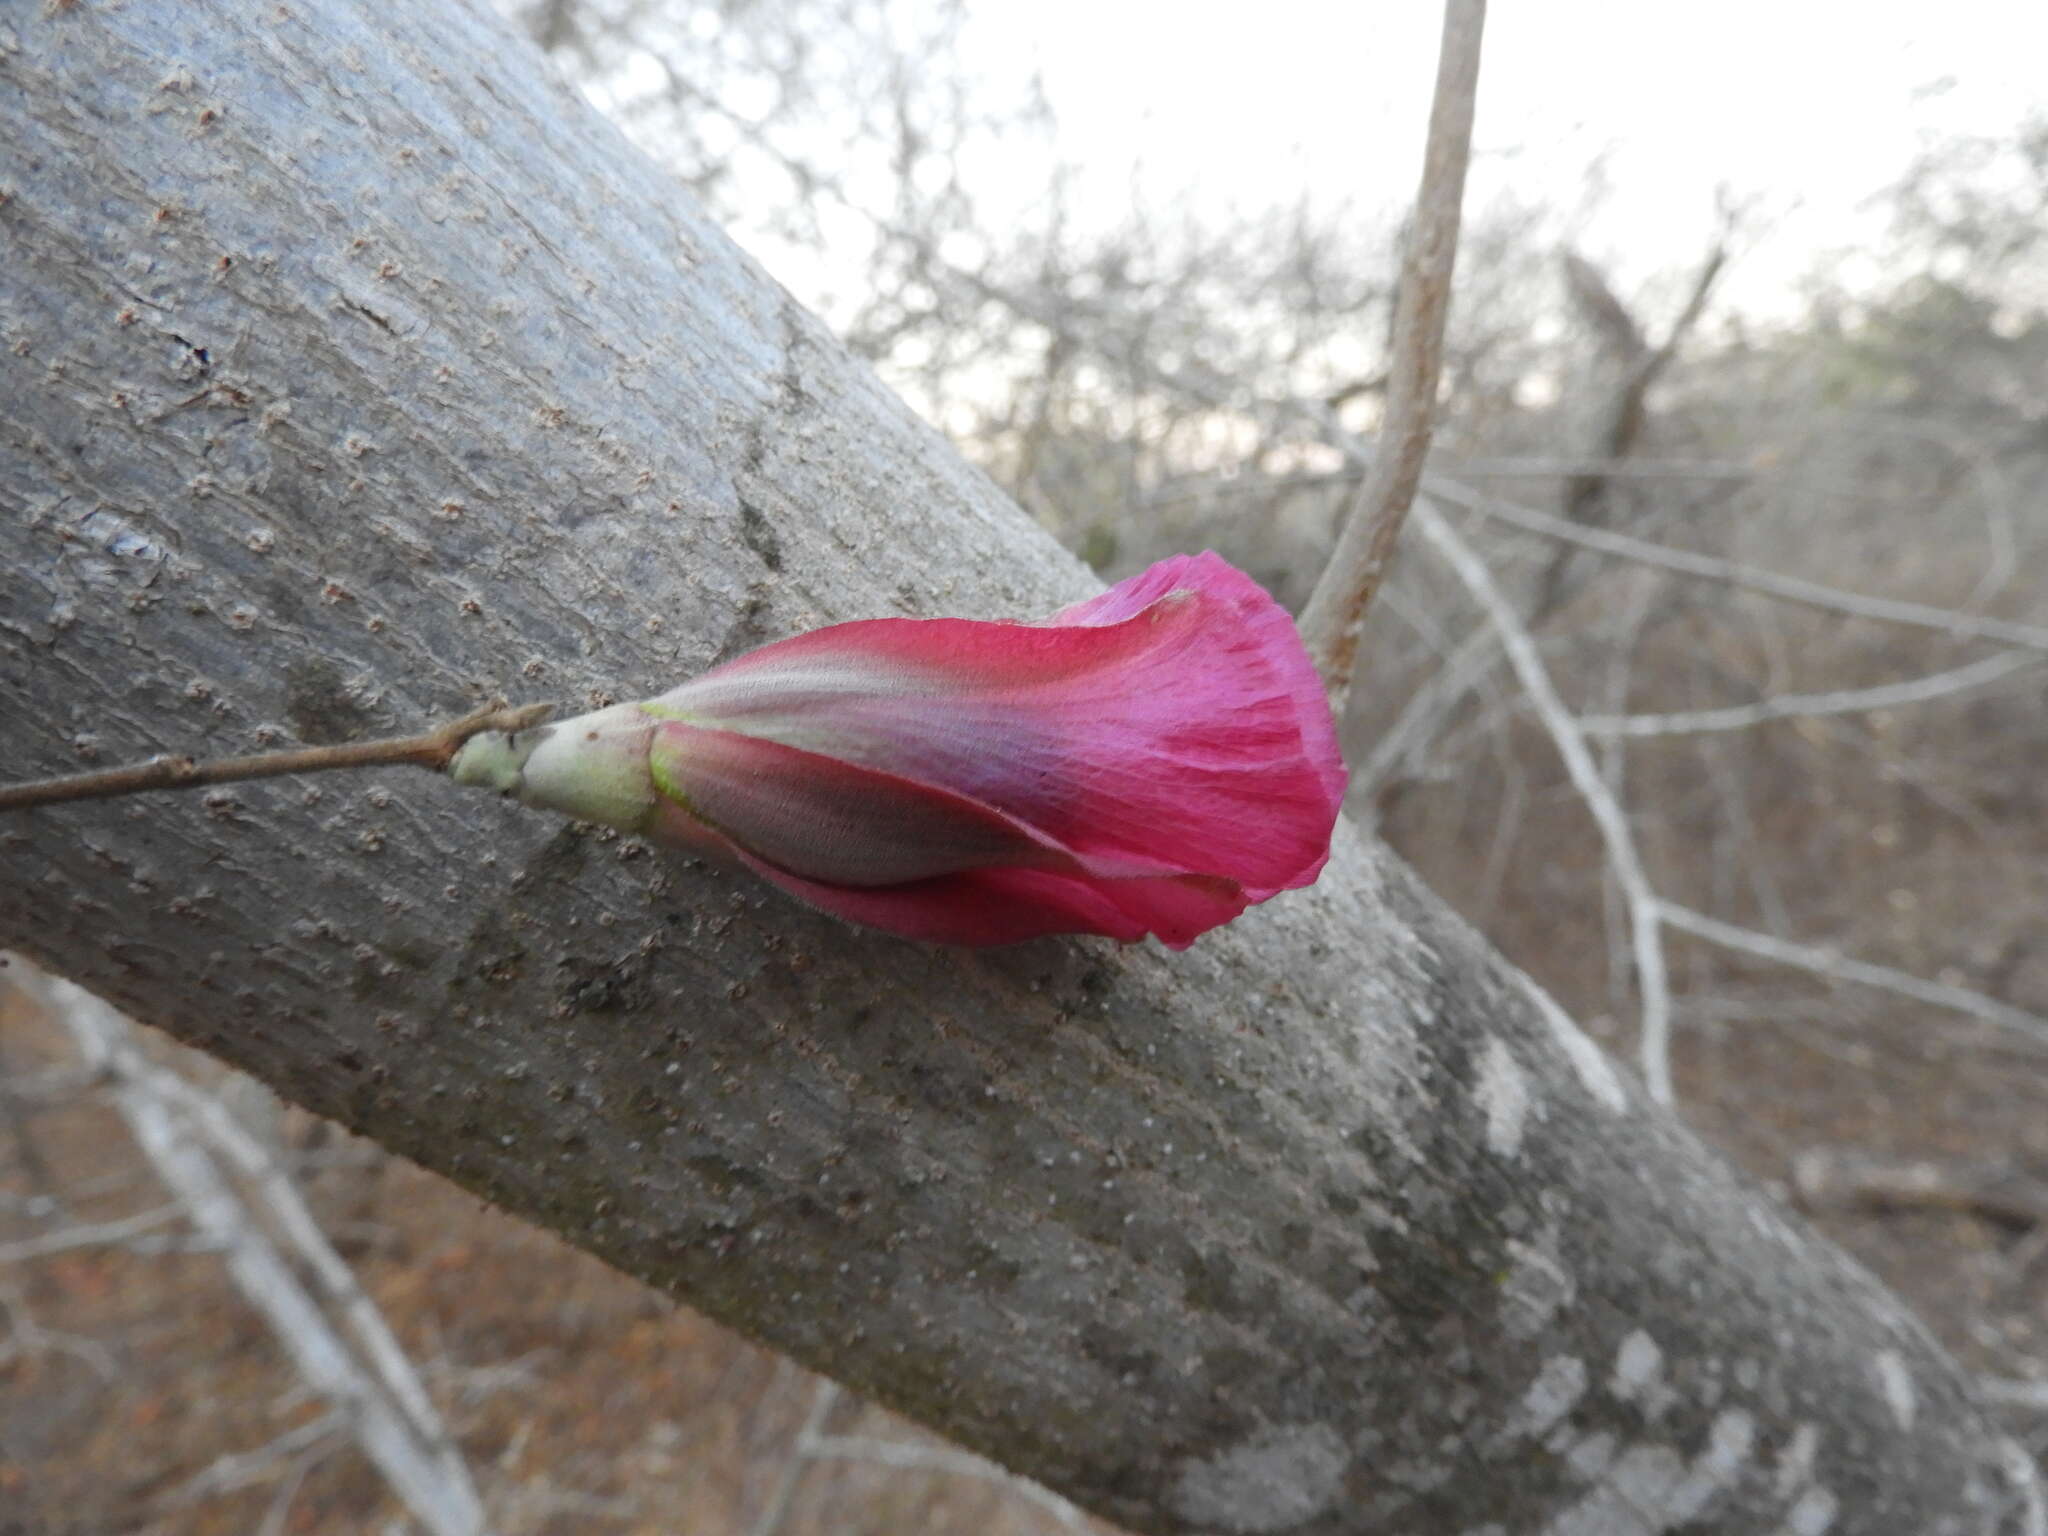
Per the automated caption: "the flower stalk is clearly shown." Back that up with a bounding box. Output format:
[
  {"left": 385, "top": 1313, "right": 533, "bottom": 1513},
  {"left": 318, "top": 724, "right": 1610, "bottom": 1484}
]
[{"left": 0, "top": 701, "right": 553, "bottom": 812}]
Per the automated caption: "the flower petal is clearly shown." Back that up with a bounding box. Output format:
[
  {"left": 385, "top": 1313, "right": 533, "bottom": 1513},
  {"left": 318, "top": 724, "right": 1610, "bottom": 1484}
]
[
  {"left": 646, "top": 720, "right": 1066, "bottom": 887},
  {"left": 648, "top": 552, "right": 1344, "bottom": 900},
  {"left": 1054, "top": 552, "right": 1347, "bottom": 815},
  {"left": 716, "top": 844, "right": 1247, "bottom": 949}
]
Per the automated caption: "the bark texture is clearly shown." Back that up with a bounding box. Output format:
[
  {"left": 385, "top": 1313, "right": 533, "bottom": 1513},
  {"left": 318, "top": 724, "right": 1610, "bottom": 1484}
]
[{"left": 0, "top": 5, "right": 2036, "bottom": 1532}]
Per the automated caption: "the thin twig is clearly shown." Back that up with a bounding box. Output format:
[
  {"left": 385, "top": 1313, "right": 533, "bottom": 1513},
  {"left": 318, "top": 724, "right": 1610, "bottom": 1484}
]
[
  {"left": 1536, "top": 229, "right": 1732, "bottom": 621},
  {"left": 0, "top": 1280, "right": 121, "bottom": 1381},
  {"left": 1412, "top": 501, "right": 1677, "bottom": 1104},
  {"left": 143, "top": 1066, "right": 451, "bottom": 1445},
  {"left": 1572, "top": 651, "right": 2039, "bottom": 741},
  {"left": 0, "top": 700, "right": 553, "bottom": 812},
  {"left": 2000, "top": 1438, "right": 2048, "bottom": 1536},
  {"left": 749, "top": 1380, "right": 840, "bottom": 1536},
  {"left": 802, "top": 1435, "right": 1087, "bottom": 1529},
  {"left": 1790, "top": 1149, "right": 2048, "bottom": 1228},
  {"left": 170, "top": 1411, "right": 348, "bottom": 1507},
  {"left": 1346, "top": 626, "right": 1505, "bottom": 806},
  {"left": 1656, "top": 902, "right": 2048, "bottom": 1046},
  {"left": 1982, "top": 1377, "right": 2048, "bottom": 1412},
  {"left": 256, "top": 1436, "right": 340, "bottom": 1536},
  {"left": 1297, "top": 0, "right": 1486, "bottom": 697},
  {"left": 1425, "top": 476, "right": 2048, "bottom": 654},
  {"left": 0, "top": 1202, "right": 195, "bottom": 1263},
  {"left": 1578, "top": 651, "right": 2041, "bottom": 737},
  {"left": 1591, "top": 572, "right": 1661, "bottom": 1023}
]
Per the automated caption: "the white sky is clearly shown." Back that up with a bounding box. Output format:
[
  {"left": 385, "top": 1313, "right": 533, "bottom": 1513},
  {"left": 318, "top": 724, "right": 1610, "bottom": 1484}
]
[{"left": 964, "top": 1, "right": 2048, "bottom": 314}]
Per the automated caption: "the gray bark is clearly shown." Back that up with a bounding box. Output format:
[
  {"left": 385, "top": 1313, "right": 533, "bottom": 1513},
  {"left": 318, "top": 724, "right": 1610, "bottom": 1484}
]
[{"left": 0, "top": 4, "right": 2035, "bottom": 1532}]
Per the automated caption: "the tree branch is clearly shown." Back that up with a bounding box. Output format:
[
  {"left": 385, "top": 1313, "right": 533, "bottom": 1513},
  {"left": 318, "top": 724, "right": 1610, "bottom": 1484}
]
[
  {"left": 1657, "top": 902, "right": 2048, "bottom": 1047},
  {"left": 1426, "top": 476, "right": 2048, "bottom": 652},
  {"left": 1792, "top": 1149, "right": 2048, "bottom": 1229},
  {"left": 1535, "top": 227, "right": 1732, "bottom": 619},
  {"left": 1579, "top": 651, "right": 2041, "bottom": 737},
  {"left": 1411, "top": 501, "right": 1677, "bottom": 1102},
  {"left": 27, "top": 967, "right": 484, "bottom": 1536},
  {"left": 1297, "top": 0, "right": 1486, "bottom": 696}
]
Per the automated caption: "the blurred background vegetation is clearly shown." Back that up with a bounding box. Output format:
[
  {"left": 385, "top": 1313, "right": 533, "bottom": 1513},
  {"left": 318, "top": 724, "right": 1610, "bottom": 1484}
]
[{"left": 5, "top": 2, "right": 2046, "bottom": 1530}]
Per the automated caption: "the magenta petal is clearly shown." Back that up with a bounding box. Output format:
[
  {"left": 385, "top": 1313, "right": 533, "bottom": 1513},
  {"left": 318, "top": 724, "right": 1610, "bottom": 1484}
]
[
  {"left": 642, "top": 718, "right": 1251, "bottom": 945},
  {"left": 653, "top": 552, "right": 1345, "bottom": 903},
  {"left": 1054, "top": 552, "right": 1348, "bottom": 818},
  {"left": 646, "top": 721, "right": 1064, "bottom": 887},
  {"left": 1046, "top": 550, "right": 1251, "bottom": 626},
  {"left": 718, "top": 844, "right": 1245, "bottom": 949},
  {"left": 1086, "top": 870, "right": 1252, "bottom": 950}
]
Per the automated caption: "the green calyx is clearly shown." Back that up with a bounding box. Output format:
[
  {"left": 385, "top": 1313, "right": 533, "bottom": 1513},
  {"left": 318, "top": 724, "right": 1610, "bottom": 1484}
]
[{"left": 446, "top": 704, "right": 659, "bottom": 834}]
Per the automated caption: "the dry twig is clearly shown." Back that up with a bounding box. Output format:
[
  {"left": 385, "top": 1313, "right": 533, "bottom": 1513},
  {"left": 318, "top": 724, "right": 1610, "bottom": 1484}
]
[
  {"left": 1657, "top": 902, "right": 2048, "bottom": 1047},
  {"left": 1347, "top": 625, "right": 1506, "bottom": 806},
  {"left": 1297, "top": 0, "right": 1487, "bottom": 696},
  {"left": 1411, "top": 501, "right": 1678, "bottom": 1103},
  {"left": 1791, "top": 1149, "right": 2048, "bottom": 1228},
  {"left": 0, "top": 700, "right": 552, "bottom": 813},
  {"left": 1579, "top": 651, "right": 2041, "bottom": 737},
  {"left": 1427, "top": 476, "right": 2048, "bottom": 653},
  {"left": 800, "top": 1434, "right": 1085, "bottom": 1529},
  {"left": 750, "top": 1378, "right": 1085, "bottom": 1536},
  {"left": 1535, "top": 227, "right": 1734, "bottom": 619},
  {"left": 0, "top": 1202, "right": 194, "bottom": 1263},
  {"left": 1982, "top": 1378, "right": 2048, "bottom": 1413}
]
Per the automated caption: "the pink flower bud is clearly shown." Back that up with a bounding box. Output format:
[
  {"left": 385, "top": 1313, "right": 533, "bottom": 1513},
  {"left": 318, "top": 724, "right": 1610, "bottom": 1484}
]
[{"left": 450, "top": 553, "right": 1345, "bottom": 947}]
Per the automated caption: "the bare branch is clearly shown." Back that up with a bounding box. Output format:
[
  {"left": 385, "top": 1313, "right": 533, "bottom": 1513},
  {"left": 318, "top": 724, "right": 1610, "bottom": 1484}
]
[
  {"left": 1426, "top": 476, "right": 2048, "bottom": 653},
  {"left": 22, "top": 967, "right": 486, "bottom": 1536},
  {"left": 1561, "top": 251, "right": 1648, "bottom": 359},
  {"left": 1791, "top": 1149, "right": 2048, "bottom": 1228},
  {"left": 0, "top": 1202, "right": 193, "bottom": 1263},
  {"left": 140, "top": 1062, "right": 453, "bottom": 1446},
  {"left": 170, "top": 1411, "right": 349, "bottom": 1508},
  {"left": 802, "top": 1435, "right": 1086, "bottom": 1529},
  {"left": 0, "top": 1281, "right": 120, "bottom": 1381},
  {"left": 1297, "top": 0, "right": 1487, "bottom": 695},
  {"left": 750, "top": 1378, "right": 1084, "bottom": 1535},
  {"left": 1579, "top": 651, "right": 2042, "bottom": 737},
  {"left": 1981, "top": 1378, "right": 2048, "bottom": 1413},
  {"left": 1536, "top": 229, "right": 1732, "bottom": 618},
  {"left": 749, "top": 1381, "right": 841, "bottom": 1536},
  {"left": 1412, "top": 501, "right": 1677, "bottom": 1103},
  {"left": 1656, "top": 237, "right": 1731, "bottom": 367},
  {"left": 1347, "top": 625, "right": 1505, "bottom": 805},
  {"left": 2000, "top": 1440, "right": 2048, "bottom": 1536},
  {"left": 1656, "top": 903, "right": 2048, "bottom": 1047}
]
